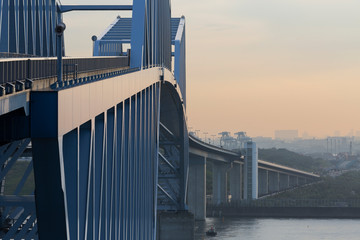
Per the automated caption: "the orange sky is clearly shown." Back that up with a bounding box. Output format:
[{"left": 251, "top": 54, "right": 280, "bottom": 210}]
[{"left": 61, "top": 0, "right": 360, "bottom": 138}]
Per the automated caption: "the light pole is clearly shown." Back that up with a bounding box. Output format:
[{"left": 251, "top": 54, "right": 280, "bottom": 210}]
[{"left": 56, "top": 22, "right": 66, "bottom": 83}]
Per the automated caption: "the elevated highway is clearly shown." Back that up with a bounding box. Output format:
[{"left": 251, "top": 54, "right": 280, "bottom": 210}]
[{"left": 188, "top": 135, "right": 320, "bottom": 220}]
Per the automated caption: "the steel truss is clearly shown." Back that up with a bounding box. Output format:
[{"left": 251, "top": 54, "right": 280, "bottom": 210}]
[
  {"left": 0, "top": 139, "right": 38, "bottom": 240},
  {"left": 158, "top": 122, "right": 182, "bottom": 209}
]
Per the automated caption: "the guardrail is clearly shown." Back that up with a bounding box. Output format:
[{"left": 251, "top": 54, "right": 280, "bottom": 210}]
[
  {"left": 0, "top": 56, "right": 129, "bottom": 85},
  {"left": 51, "top": 67, "right": 140, "bottom": 90}
]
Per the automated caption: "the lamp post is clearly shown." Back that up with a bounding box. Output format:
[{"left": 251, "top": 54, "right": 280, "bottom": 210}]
[{"left": 55, "top": 22, "right": 66, "bottom": 83}]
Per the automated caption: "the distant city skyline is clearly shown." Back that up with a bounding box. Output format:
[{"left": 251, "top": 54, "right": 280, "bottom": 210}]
[
  {"left": 60, "top": 0, "right": 360, "bottom": 138},
  {"left": 191, "top": 128, "right": 360, "bottom": 140}
]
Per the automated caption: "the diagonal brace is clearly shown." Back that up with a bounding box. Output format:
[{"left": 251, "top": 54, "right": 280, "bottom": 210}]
[
  {"left": 159, "top": 152, "right": 178, "bottom": 173},
  {"left": 0, "top": 139, "right": 31, "bottom": 181},
  {"left": 157, "top": 184, "right": 179, "bottom": 207}
]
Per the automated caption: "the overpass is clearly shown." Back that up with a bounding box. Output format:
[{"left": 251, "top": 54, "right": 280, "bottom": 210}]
[{"left": 0, "top": 0, "right": 319, "bottom": 239}]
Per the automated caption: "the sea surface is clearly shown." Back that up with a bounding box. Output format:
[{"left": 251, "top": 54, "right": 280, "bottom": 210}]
[{"left": 195, "top": 218, "right": 360, "bottom": 240}]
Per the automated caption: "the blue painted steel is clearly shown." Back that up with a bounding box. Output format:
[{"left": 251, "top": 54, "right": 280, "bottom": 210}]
[
  {"left": 30, "top": 82, "right": 161, "bottom": 239},
  {"left": 0, "top": 0, "right": 59, "bottom": 57},
  {"left": 0, "top": 139, "right": 38, "bottom": 240},
  {"left": 0, "top": 57, "right": 129, "bottom": 85},
  {"left": 93, "top": 17, "right": 129, "bottom": 57},
  {"left": 157, "top": 82, "right": 189, "bottom": 211},
  {"left": 59, "top": 5, "right": 133, "bottom": 13},
  {"left": 1, "top": 0, "right": 188, "bottom": 239},
  {"left": 131, "top": 0, "right": 172, "bottom": 70},
  {"left": 174, "top": 17, "right": 187, "bottom": 106},
  {"left": 56, "top": 25, "right": 64, "bottom": 82},
  {"left": 92, "top": 17, "right": 181, "bottom": 57}
]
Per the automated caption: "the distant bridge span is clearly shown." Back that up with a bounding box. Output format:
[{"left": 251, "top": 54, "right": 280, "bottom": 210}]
[{"left": 188, "top": 135, "right": 320, "bottom": 220}]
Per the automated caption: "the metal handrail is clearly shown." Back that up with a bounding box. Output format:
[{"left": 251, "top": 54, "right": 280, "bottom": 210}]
[{"left": 0, "top": 56, "right": 129, "bottom": 85}]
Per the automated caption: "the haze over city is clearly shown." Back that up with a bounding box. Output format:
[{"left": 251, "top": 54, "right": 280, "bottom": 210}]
[{"left": 61, "top": 0, "right": 360, "bottom": 138}]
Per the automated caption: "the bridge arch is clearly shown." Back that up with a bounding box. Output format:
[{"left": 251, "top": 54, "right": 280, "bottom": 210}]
[
  {"left": 158, "top": 81, "right": 189, "bottom": 211},
  {"left": 27, "top": 67, "right": 188, "bottom": 239}
]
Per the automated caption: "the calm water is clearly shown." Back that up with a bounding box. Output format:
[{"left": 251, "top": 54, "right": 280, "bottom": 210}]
[{"left": 195, "top": 218, "right": 360, "bottom": 240}]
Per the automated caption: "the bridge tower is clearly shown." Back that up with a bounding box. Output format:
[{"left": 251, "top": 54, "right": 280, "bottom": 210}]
[{"left": 243, "top": 141, "right": 258, "bottom": 199}]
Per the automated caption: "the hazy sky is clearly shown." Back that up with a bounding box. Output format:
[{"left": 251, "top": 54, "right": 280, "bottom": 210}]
[{"left": 60, "top": 0, "right": 360, "bottom": 138}]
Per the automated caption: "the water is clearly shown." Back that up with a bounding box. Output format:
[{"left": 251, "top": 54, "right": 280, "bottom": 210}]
[{"left": 195, "top": 218, "right": 360, "bottom": 240}]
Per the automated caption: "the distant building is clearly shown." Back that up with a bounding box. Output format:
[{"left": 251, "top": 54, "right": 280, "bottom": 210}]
[{"left": 274, "top": 130, "right": 298, "bottom": 140}]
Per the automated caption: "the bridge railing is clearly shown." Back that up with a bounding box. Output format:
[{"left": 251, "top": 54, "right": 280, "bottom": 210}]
[
  {"left": 0, "top": 56, "right": 129, "bottom": 85},
  {"left": 208, "top": 198, "right": 360, "bottom": 208}
]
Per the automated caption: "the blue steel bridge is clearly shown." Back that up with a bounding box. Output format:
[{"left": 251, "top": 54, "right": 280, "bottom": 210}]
[{"left": 0, "top": 0, "right": 319, "bottom": 239}]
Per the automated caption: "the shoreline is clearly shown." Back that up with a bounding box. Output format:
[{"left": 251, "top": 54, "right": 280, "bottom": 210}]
[{"left": 207, "top": 207, "right": 360, "bottom": 219}]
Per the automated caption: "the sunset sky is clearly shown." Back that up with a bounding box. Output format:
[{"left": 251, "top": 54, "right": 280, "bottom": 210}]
[{"left": 60, "top": 0, "right": 360, "bottom": 138}]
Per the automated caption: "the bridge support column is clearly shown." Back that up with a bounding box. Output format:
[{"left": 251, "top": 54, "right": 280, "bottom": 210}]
[
  {"left": 258, "top": 169, "right": 269, "bottom": 196},
  {"left": 229, "top": 162, "right": 242, "bottom": 202},
  {"left": 299, "top": 177, "right": 306, "bottom": 185},
  {"left": 212, "top": 163, "right": 228, "bottom": 205},
  {"left": 289, "top": 175, "right": 298, "bottom": 187},
  {"left": 244, "top": 142, "right": 258, "bottom": 199},
  {"left": 157, "top": 211, "right": 194, "bottom": 240},
  {"left": 268, "top": 171, "right": 280, "bottom": 193},
  {"left": 188, "top": 156, "right": 206, "bottom": 220},
  {"left": 279, "top": 173, "right": 289, "bottom": 191}
]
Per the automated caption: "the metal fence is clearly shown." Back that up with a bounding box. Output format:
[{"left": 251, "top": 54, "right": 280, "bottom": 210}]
[
  {"left": 208, "top": 199, "right": 360, "bottom": 208},
  {"left": 0, "top": 57, "right": 129, "bottom": 84},
  {"left": 0, "top": 53, "right": 36, "bottom": 58}
]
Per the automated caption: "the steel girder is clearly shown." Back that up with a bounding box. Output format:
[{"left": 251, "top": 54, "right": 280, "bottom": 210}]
[
  {"left": 0, "top": 139, "right": 38, "bottom": 240},
  {"left": 173, "top": 17, "right": 186, "bottom": 106},
  {"left": 30, "top": 76, "right": 161, "bottom": 239},
  {"left": 0, "top": 0, "right": 59, "bottom": 57}
]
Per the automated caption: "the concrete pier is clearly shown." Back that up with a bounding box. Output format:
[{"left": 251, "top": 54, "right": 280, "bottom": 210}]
[
  {"left": 258, "top": 168, "right": 268, "bottom": 196},
  {"left": 156, "top": 211, "right": 194, "bottom": 240},
  {"left": 187, "top": 156, "right": 206, "bottom": 220},
  {"left": 212, "top": 162, "right": 228, "bottom": 205},
  {"left": 229, "top": 162, "right": 243, "bottom": 201},
  {"left": 268, "top": 171, "right": 279, "bottom": 193},
  {"left": 279, "top": 173, "right": 289, "bottom": 190}
]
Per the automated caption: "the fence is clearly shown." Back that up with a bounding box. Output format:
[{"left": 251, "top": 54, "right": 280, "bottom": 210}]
[{"left": 0, "top": 56, "right": 129, "bottom": 84}]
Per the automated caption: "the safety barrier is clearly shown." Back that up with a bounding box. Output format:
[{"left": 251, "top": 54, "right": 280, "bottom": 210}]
[{"left": 0, "top": 56, "right": 129, "bottom": 84}]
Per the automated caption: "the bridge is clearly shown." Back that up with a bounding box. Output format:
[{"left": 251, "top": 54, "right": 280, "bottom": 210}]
[
  {"left": 188, "top": 135, "right": 319, "bottom": 221},
  {"left": 0, "top": 1, "right": 319, "bottom": 239}
]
